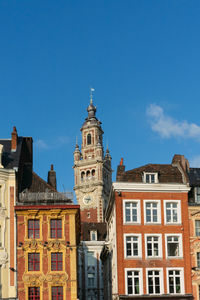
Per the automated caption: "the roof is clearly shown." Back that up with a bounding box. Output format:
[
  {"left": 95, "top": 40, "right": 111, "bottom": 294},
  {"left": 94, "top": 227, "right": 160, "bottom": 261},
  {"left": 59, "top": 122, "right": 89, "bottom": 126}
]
[
  {"left": 81, "top": 222, "right": 106, "bottom": 241},
  {"left": 0, "top": 138, "right": 23, "bottom": 169},
  {"left": 117, "top": 163, "right": 184, "bottom": 183},
  {"left": 189, "top": 168, "right": 200, "bottom": 186}
]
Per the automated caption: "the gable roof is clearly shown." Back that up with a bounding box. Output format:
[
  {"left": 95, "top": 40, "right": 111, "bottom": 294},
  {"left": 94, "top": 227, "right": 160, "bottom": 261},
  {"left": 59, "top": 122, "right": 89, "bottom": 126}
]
[{"left": 117, "top": 163, "right": 184, "bottom": 183}]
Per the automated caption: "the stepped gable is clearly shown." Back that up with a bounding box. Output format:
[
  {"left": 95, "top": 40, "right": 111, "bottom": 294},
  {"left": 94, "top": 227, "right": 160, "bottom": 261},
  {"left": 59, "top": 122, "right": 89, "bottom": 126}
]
[{"left": 117, "top": 163, "right": 184, "bottom": 183}]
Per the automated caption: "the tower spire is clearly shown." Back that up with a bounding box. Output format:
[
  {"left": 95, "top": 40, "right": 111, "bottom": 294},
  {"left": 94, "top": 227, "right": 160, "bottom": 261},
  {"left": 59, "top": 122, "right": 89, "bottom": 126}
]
[{"left": 90, "top": 87, "right": 95, "bottom": 104}]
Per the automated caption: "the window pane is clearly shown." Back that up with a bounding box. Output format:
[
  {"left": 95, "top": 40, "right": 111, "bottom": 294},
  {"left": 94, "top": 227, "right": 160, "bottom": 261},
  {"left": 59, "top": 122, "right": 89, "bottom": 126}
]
[
  {"left": 50, "top": 219, "right": 62, "bottom": 238},
  {"left": 29, "top": 287, "right": 40, "bottom": 300},
  {"left": 196, "top": 221, "right": 200, "bottom": 236},
  {"left": 52, "top": 287, "right": 63, "bottom": 300}
]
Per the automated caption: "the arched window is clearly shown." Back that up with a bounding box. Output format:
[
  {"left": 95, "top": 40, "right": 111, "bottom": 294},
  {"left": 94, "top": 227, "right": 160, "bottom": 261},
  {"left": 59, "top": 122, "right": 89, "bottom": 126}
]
[
  {"left": 81, "top": 172, "right": 85, "bottom": 181},
  {"left": 92, "top": 169, "right": 95, "bottom": 177},
  {"left": 87, "top": 133, "right": 91, "bottom": 145},
  {"left": 86, "top": 170, "right": 91, "bottom": 179}
]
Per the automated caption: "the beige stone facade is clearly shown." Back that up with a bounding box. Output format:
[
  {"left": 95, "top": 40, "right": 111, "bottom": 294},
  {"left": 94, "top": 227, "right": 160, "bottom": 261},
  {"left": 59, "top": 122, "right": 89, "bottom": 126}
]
[{"left": 0, "top": 160, "right": 17, "bottom": 299}]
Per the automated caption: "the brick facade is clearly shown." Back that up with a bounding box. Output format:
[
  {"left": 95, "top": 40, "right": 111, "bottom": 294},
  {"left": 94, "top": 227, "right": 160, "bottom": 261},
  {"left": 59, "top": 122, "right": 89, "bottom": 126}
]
[{"left": 15, "top": 205, "right": 80, "bottom": 300}]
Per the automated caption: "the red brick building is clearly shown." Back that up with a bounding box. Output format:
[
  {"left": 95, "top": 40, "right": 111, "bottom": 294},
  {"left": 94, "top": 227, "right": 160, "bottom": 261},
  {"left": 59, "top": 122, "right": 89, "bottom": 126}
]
[{"left": 102, "top": 155, "right": 193, "bottom": 300}]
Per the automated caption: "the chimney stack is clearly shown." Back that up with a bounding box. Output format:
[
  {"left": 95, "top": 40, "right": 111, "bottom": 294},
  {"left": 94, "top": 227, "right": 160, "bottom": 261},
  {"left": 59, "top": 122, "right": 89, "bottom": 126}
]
[
  {"left": 11, "top": 126, "right": 18, "bottom": 152},
  {"left": 47, "top": 164, "right": 57, "bottom": 190}
]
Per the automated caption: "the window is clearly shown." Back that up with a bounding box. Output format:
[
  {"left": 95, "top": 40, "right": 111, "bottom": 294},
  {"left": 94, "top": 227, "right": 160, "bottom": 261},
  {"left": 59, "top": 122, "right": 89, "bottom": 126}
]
[
  {"left": 144, "top": 173, "right": 158, "bottom": 183},
  {"left": 90, "top": 230, "right": 97, "bottom": 241},
  {"left": 28, "top": 220, "right": 40, "bottom": 239},
  {"left": 81, "top": 171, "right": 85, "bottom": 181},
  {"left": 50, "top": 219, "right": 62, "bottom": 239},
  {"left": 52, "top": 286, "right": 63, "bottom": 300},
  {"left": 167, "top": 268, "right": 184, "bottom": 294},
  {"left": 145, "top": 235, "right": 162, "bottom": 258},
  {"left": 87, "top": 133, "right": 91, "bottom": 145},
  {"left": 144, "top": 200, "right": 161, "bottom": 224},
  {"left": 124, "top": 200, "right": 140, "bottom": 224},
  {"left": 88, "top": 273, "right": 95, "bottom": 287},
  {"left": 196, "top": 220, "right": 200, "bottom": 236},
  {"left": 87, "top": 252, "right": 95, "bottom": 266},
  {"left": 124, "top": 234, "right": 142, "bottom": 258},
  {"left": 51, "top": 253, "right": 63, "bottom": 271},
  {"left": 147, "top": 269, "right": 163, "bottom": 294},
  {"left": 166, "top": 235, "right": 182, "bottom": 258},
  {"left": 164, "top": 200, "right": 181, "bottom": 224},
  {"left": 197, "top": 253, "right": 200, "bottom": 268},
  {"left": 28, "top": 287, "right": 40, "bottom": 300},
  {"left": 196, "top": 187, "right": 200, "bottom": 203},
  {"left": 126, "top": 269, "right": 142, "bottom": 295},
  {"left": 28, "top": 253, "right": 40, "bottom": 271}
]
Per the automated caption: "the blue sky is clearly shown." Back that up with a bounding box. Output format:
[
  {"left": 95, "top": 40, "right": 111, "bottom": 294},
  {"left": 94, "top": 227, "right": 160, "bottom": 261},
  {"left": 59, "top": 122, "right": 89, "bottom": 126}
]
[{"left": 1, "top": 0, "right": 200, "bottom": 197}]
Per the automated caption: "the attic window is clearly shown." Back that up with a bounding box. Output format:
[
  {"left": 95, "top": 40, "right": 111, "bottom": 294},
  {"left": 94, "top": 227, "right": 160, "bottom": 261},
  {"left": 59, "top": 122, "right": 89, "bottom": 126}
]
[
  {"left": 90, "top": 230, "right": 97, "bottom": 241},
  {"left": 144, "top": 173, "right": 158, "bottom": 183}
]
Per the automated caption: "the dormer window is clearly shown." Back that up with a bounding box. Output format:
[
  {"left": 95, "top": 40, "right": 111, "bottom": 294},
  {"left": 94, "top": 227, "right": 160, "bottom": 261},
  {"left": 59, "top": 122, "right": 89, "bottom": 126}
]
[
  {"left": 144, "top": 173, "right": 158, "bottom": 183},
  {"left": 87, "top": 133, "right": 91, "bottom": 145},
  {"left": 90, "top": 230, "right": 97, "bottom": 241}
]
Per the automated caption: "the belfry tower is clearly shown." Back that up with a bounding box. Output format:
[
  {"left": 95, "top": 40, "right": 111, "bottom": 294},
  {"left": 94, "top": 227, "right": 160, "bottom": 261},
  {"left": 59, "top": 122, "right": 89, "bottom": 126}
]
[
  {"left": 73, "top": 95, "right": 112, "bottom": 222},
  {"left": 73, "top": 92, "right": 112, "bottom": 300}
]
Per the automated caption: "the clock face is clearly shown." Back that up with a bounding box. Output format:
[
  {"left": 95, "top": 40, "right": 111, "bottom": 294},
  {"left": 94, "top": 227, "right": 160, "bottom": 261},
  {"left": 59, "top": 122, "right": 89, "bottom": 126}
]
[{"left": 83, "top": 195, "right": 92, "bottom": 205}]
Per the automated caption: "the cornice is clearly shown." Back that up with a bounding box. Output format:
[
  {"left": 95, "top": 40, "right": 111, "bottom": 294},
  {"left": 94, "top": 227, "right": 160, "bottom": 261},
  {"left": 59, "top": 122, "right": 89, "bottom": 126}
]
[
  {"left": 112, "top": 182, "right": 190, "bottom": 193},
  {"left": 0, "top": 169, "right": 15, "bottom": 180}
]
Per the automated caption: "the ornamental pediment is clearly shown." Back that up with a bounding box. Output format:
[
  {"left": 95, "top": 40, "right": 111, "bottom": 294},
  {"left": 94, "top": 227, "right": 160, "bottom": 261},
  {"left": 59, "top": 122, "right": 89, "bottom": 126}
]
[{"left": 189, "top": 210, "right": 200, "bottom": 218}]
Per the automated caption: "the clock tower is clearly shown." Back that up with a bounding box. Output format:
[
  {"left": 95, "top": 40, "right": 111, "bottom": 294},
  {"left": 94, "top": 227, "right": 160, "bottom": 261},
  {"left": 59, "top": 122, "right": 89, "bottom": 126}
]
[{"left": 73, "top": 96, "right": 112, "bottom": 222}]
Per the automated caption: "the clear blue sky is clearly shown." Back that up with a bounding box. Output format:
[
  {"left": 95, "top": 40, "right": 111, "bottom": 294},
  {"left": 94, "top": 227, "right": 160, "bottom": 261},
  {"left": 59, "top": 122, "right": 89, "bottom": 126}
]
[{"left": 1, "top": 0, "right": 200, "bottom": 197}]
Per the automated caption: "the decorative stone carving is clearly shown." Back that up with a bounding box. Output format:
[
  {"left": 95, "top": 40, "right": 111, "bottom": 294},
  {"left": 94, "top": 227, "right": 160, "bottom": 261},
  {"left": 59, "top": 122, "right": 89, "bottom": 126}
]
[
  {"left": 0, "top": 250, "right": 8, "bottom": 268},
  {"left": 22, "top": 274, "right": 45, "bottom": 285},
  {"left": 46, "top": 273, "right": 68, "bottom": 284}
]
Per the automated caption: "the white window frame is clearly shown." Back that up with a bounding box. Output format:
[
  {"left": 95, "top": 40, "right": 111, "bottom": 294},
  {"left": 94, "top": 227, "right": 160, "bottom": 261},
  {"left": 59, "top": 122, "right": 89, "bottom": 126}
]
[
  {"left": 124, "top": 234, "right": 142, "bottom": 259},
  {"left": 144, "top": 200, "right": 161, "bottom": 224},
  {"left": 143, "top": 172, "right": 158, "bottom": 183},
  {"left": 166, "top": 267, "right": 184, "bottom": 294},
  {"left": 145, "top": 234, "right": 162, "bottom": 259},
  {"left": 164, "top": 200, "right": 181, "bottom": 225},
  {"left": 125, "top": 268, "right": 143, "bottom": 295},
  {"left": 123, "top": 200, "right": 141, "bottom": 225},
  {"left": 165, "top": 234, "right": 183, "bottom": 259},
  {"left": 90, "top": 230, "right": 97, "bottom": 241},
  {"left": 146, "top": 268, "right": 163, "bottom": 295},
  {"left": 197, "top": 252, "right": 200, "bottom": 268},
  {"left": 195, "top": 187, "right": 200, "bottom": 203}
]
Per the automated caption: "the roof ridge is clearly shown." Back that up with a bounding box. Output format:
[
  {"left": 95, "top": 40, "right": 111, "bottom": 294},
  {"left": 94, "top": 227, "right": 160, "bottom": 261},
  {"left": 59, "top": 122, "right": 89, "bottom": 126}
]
[{"left": 32, "top": 171, "right": 57, "bottom": 192}]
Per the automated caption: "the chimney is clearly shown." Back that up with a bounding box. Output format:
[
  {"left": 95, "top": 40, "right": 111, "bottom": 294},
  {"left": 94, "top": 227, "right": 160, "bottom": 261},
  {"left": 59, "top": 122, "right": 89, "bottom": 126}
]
[
  {"left": 116, "top": 157, "right": 125, "bottom": 181},
  {"left": 47, "top": 164, "right": 57, "bottom": 190},
  {"left": 11, "top": 126, "right": 18, "bottom": 152},
  {"left": 172, "top": 154, "right": 190, "bottom": 173}
]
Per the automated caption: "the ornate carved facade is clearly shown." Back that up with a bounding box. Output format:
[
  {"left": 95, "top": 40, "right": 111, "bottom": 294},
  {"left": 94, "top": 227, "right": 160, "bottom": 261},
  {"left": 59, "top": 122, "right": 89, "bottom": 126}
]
[{"left": 15, "top": 206, "right": 80, "bottom": 300}]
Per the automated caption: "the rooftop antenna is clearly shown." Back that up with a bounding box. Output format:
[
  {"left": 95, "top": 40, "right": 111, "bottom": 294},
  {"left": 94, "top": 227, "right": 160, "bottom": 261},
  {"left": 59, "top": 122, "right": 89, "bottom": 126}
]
[{"left": 90, "top": 87, "right": 95, "bottom": 104}]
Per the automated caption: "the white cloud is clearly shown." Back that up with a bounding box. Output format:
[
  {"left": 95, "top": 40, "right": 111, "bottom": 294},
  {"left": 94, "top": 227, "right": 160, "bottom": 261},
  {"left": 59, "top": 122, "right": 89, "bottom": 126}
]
[
  {"left": 35, "top": 136, "right": 70, "bottom": 150},
  {"left": 146, "top": 104, "right": 200, "bottom": 140},
  {"left": 35, "top": 139, "right": 49, "bottom": 149}
]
